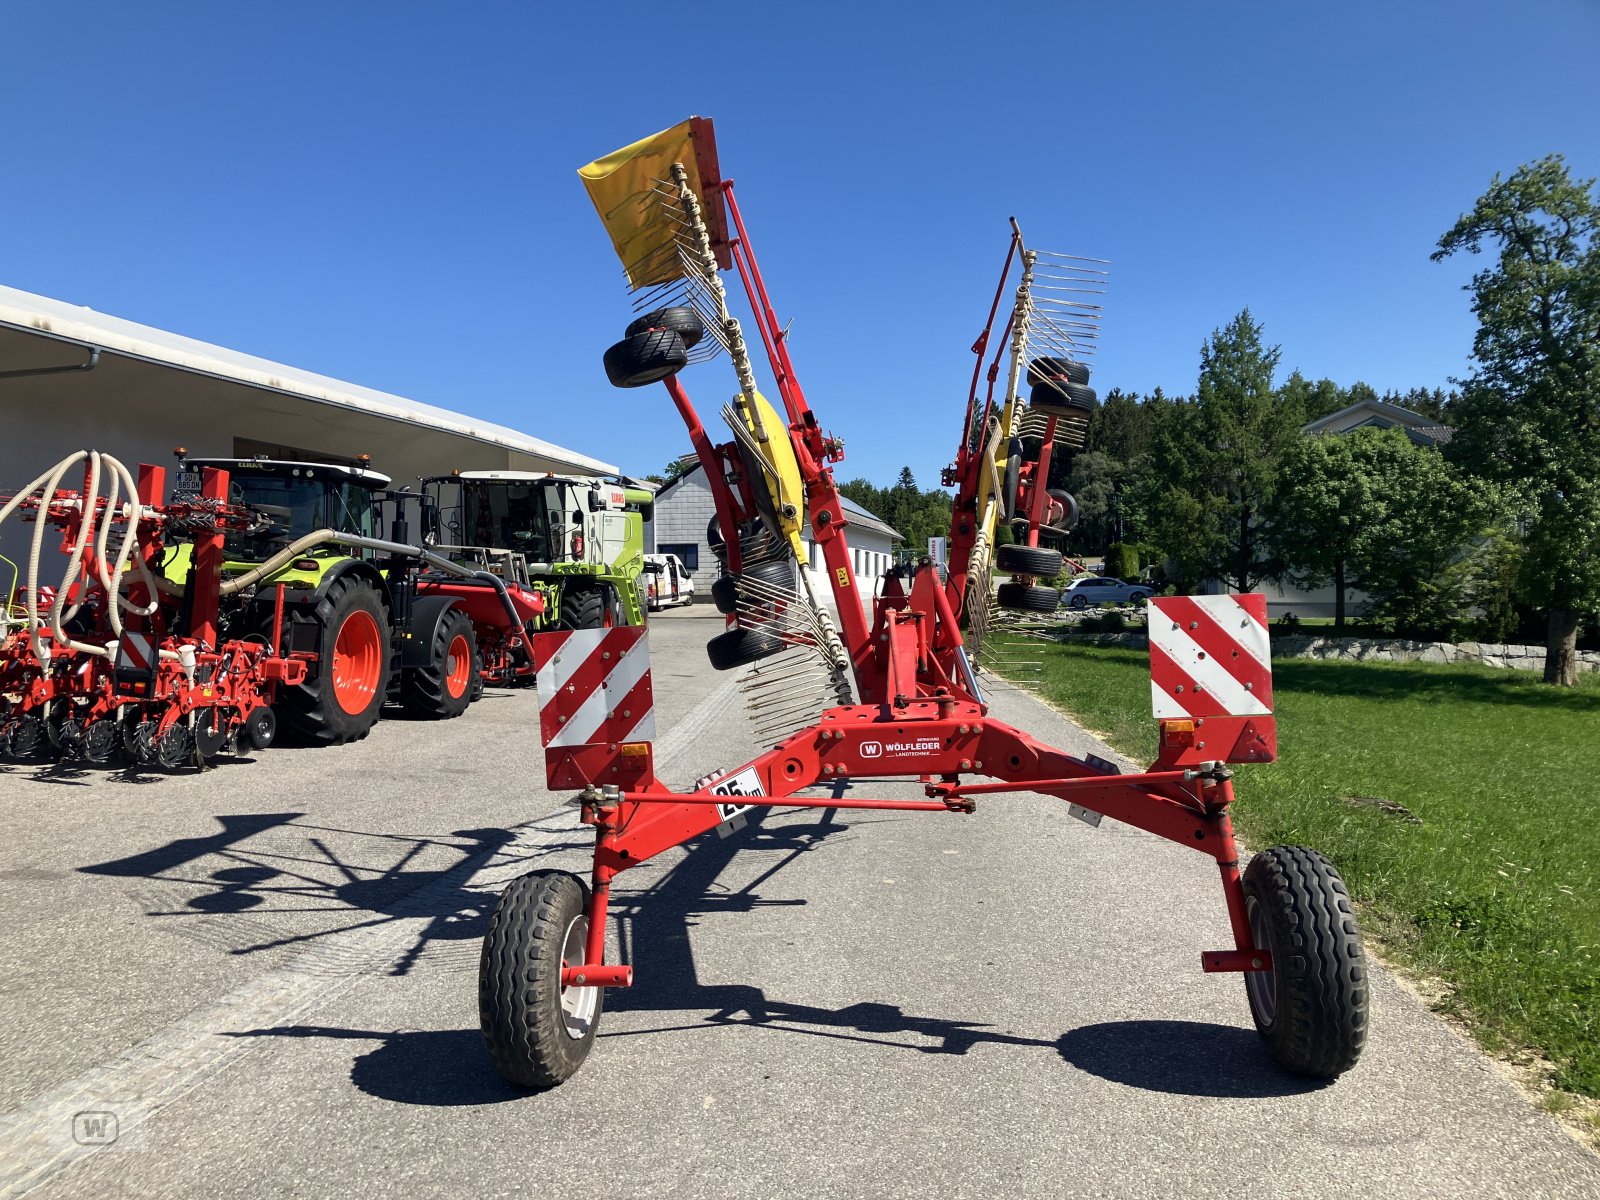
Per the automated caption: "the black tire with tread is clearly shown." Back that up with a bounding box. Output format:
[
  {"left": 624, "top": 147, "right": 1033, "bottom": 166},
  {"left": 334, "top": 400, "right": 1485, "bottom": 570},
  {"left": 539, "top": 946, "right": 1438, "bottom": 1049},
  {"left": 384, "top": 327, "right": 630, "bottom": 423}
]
[
  {"left": 479, "top": 870, "right": 602, "bottom": 1088},
  {"left": 276, "top": 575, "right": 391, "bottom": 746},
  {"left": 707, "top": 625, "right": 787, "bottom": 670},
  {"left": 401, "top": 606, "right": 477, "bottom": 719},
  {"left": 996, "top": 543, "right": 1064, "bottom": 577},
  {"left": 1031, "top": 379, "right": 1098, "bottom": 413},
  {"left": 559, "top": 585, "right": 618, "bottom": 631},
  {"left": 1242, "top": 846, "right": 1368, "bottom": 1077},
  {"left": 626, "top": 306, "right": 705, "bottom": 350},
  {"left": 1027, "top": 356, "right": 1091, "bottom": 387},
  {"left": 995, "top": 582, "right": 1060, "bottom": 612},
  {"left": 602, "top": 329, "right": 688, "bottom": 388},
  {"left": 711, "top": 576, "right": 740, "bottom": 615}
]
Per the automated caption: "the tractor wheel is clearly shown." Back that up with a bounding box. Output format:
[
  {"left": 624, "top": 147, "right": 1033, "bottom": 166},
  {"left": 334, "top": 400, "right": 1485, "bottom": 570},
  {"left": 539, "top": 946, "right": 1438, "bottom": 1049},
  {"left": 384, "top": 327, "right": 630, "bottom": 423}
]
[
  {"left": 277, "top": 575, "right": 391, "bottom": 746},
  {"left": 1242, "top": 846, "right": 1368, "bottom": 1077},
  {"left": 626, "top": 305, "right": 705, "bottom": 350},
  {"left": 479, "top": 870, "right": 602, "bottom": 1089},
  {"left": 706, "top": 626, "right": 787, "bottom": 670},
  {"left": 1026, "top": 356, "right": 1091, "bottom": 387},
  {"left": 559, "top": 585, "right": 620, "bottom": 631},
  {"left": 996, "top": 544, "right": 1064, "bottom": 578},
  {"left": 401, "top": 606, "right": 477, "bottom": 719},
  {"left": 711, "top": 576, "right": 739, "bottom": 615},
  {"left": 602, "top": 329, "right": 688, "bottom": 389},
  {"left": 995, "top": 582, "right": 1060, "bottom": 613},
  {"left": 1031, "top": 379, "right": 1098, "bottom": 415}
]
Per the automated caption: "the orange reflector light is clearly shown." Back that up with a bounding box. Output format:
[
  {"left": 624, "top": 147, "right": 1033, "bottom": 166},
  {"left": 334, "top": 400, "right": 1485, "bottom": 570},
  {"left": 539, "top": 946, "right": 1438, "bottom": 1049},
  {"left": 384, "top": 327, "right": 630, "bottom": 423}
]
[
  {"left": 1164, "top": 719, "right": 1195, "bottom": 734},
  {"left": 619, "top": 743, "right": 650, "bottom": 758}
]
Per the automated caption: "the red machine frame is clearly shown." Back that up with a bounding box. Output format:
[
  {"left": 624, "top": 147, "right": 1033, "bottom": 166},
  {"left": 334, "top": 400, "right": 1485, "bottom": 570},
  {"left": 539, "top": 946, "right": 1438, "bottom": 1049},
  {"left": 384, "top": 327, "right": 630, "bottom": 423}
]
[{"left": 549, "top": 164, "right": 1279, "bottom": 994}]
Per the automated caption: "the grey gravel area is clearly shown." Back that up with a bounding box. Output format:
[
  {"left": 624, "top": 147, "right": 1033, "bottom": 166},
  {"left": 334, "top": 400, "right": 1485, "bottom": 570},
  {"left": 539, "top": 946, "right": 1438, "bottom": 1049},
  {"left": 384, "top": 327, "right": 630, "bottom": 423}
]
[{"left": 2, "top": 609, "right": 1596, "bottom": 1199}]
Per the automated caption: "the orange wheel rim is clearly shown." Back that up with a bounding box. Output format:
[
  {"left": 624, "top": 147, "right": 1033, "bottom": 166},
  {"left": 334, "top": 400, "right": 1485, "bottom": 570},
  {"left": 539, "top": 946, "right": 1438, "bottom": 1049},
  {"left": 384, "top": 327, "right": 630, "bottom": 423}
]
[
  {"left": 331, "top": 609, "right": 383, "bottom": 715},
  {"left": 445, "top": 633, "right": 471, "bottom": 699}
]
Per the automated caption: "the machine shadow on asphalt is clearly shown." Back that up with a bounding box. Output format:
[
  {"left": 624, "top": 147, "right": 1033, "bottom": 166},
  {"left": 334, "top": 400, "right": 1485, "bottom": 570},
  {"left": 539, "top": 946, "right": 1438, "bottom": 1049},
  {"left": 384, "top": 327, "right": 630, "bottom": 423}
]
[
  {"left": 1057, "top": 1021, "right": 1327, "bottom": 1099},
  {"left": 76, "top": 814, "right": 589, "bottom": 976}
]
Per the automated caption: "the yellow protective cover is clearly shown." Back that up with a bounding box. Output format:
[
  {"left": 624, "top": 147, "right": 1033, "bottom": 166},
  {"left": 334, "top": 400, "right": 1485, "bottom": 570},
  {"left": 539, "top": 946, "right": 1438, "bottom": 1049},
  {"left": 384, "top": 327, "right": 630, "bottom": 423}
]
[
  {"left": 579, "top": 118, "right": 718, "bottom": 288},
  {"left": 738, "top": 390, "right": 808, "bottom": 557}
]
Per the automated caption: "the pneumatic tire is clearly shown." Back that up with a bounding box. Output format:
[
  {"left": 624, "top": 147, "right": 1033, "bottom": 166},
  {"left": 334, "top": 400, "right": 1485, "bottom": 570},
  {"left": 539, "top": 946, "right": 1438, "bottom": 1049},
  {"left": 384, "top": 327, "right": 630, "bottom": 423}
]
[
  {"left": 1242, "top": 846, "right": 1368, "bottom": 1077},
  {"left": 559, "top": 585, "right": 620, "bottom": 631},
  {"left": 995, "top": 582, "right": 1060, "bottom": 612},
  {"left": 995, "top": 543, "right": 1064, "bottom": 578},
  {"left": 1031, "top": 379, "right": 1098, "bottom": 415},
  {"left": 401, "top": 606, "right": 477, "bottom": 719},
  {"left": 276, "top": 575, "right": 391, "bottom": 746},
  {"left": 602, "top": 329, "right": 688, "bottom": 388},
  {"left": 707, "top": 625, "right": 787, "bottom": 670},
  {"left": 711, "top": 576, "right": 740, "bottom": 615},
  {"left": 1027, "top": 356, "right": 1091, "bottom": 387},
  {"left": 626, "top": 305, "right": 705, "bottom": 350},
  {"left": 479, "top": 870, "right": 602, "bottom": 1089}
]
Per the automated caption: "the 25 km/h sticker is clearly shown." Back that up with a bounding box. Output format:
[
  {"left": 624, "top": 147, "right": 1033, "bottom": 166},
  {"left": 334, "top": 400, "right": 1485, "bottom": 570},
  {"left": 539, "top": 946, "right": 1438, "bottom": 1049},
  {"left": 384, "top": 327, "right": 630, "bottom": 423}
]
[{"left": 695, "top": 766, "right": 764, "bottom": 836}]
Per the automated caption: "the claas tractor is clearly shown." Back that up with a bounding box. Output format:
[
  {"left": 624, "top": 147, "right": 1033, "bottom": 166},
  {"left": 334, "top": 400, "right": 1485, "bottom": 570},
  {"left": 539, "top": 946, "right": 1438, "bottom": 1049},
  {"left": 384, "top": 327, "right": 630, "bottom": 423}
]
[
  {"left": 162, "top": 455, "right": 486, "bottom": 744},
  {"left": 414, "top": 471, "right": 649, "bottom": 686}
]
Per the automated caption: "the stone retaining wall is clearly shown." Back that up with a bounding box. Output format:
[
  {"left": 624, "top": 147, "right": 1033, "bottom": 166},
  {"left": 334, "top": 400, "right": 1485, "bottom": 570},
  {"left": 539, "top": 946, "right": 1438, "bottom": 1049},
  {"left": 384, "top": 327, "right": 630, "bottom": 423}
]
[{"left": 1050, "top": 630, "right": 1600, "bottom": 673}]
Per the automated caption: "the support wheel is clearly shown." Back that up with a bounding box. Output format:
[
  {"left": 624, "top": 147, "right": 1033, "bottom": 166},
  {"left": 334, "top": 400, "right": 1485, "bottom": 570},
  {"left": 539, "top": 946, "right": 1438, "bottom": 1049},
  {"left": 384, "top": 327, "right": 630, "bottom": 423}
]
[
  {"left": 401, "top": 606, "right": 477, "bottom": 719},
  {"left": 995, "top": 582, "right": 1060, "bottom": 613},
  {"left": 1242, "top": 846, "right": 1368, "bottom": 1077},
  {"left": 479, "top": 870, "right": 603, "bottom": 1089},
  {"left": 602, "top": 329, "right": 688, "bottom": 388},
  {"left": 626, "top": 305, "right": 705, "bottom": 349},
  {"left": 995, "top": 543, "right": 1064, "bottom": 578},
  {"left": 706, "top": 625, "right": 787, "bottom": 670}
]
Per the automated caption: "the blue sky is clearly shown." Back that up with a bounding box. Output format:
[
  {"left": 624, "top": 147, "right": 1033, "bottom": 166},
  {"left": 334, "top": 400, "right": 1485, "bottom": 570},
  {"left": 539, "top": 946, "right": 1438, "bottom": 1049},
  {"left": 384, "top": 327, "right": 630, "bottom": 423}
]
[{"left": 4, "top": 1, "right": 1598, "bottom": 486}]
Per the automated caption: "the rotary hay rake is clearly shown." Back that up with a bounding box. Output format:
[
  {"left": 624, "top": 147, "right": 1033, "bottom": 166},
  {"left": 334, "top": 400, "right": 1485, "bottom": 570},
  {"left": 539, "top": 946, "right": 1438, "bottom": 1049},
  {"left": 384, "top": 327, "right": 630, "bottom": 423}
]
[{"left": 476, "top": 117, "right": 1369, "bottom": 1089}]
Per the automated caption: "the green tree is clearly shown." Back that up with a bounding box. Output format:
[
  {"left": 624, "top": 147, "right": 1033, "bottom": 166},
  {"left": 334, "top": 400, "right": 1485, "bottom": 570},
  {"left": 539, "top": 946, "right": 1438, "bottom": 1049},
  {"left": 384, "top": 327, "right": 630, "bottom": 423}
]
[
  {"left": 1433, "top": 155, "right": 1600, "bottom": 684},
  {"left": 1145, "top": 311, "right": 1301, "bottom": 592}
]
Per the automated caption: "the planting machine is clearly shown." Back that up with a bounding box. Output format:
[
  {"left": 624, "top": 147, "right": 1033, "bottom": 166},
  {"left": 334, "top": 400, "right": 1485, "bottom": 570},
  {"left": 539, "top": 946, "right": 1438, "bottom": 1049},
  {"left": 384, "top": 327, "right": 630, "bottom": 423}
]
[
  {"left": 466, "top": 117, "right": 1364, "bottom": 1090},
  {"left": 0, "top": 451, "right": 539, "bottom": 768}
]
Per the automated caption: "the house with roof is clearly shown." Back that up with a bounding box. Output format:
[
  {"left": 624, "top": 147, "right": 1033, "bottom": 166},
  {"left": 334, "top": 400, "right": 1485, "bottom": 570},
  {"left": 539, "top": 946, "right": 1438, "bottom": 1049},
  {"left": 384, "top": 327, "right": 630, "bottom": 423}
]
[{"left": 650, "top": 461, "right": 901, "bottom": 600}]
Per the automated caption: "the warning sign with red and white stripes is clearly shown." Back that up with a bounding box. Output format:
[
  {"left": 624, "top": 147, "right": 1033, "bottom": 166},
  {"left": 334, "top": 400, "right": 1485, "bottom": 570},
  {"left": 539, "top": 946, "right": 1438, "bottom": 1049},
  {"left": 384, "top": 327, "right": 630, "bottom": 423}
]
[
  {"left": 533, "top": 627, "right": 656, "bottom": 750},
  {"left": 1148, "top": 594, "right": 1273, "bottom": 719}
]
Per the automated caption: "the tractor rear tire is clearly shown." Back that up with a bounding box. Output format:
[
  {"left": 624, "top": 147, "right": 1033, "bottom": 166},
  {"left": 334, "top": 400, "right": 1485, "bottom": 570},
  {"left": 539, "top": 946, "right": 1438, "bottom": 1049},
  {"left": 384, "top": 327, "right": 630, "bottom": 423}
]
[
  {"left": 480, "top": 870, "right": 602, "bottom": 1089},
  {"left": 995, "top": 582, "right": 1060, "bottom": 613},
  {"left": 706, "top": 625, "right": 787, "bottom": 670},
  {"left": 1242, "top": 847, "right": 1368, "bottom": 1077},
  {"left": 626, "top": 305, "right": 705, "bottom": 350},
  {"left": 402, "top": 606, "right": 478, "bottom": 719},
  {"left": 1027, "top": 356, "right": 1091, "bottom": 387},
  {"left": 996, "top": 544, "right": 1064, "bottom": 578},
  {"left": 1031, "top": 379, "right": 1098, "bottom": 414},
  {"left": 276, "top": 575, "right": 391, "bottom": 746},
  {"left": 603, "top": 329, "right": 688, "bottom": 388},
  {"left": 559, "top": 585, "right": 620, "bottom": 631}
]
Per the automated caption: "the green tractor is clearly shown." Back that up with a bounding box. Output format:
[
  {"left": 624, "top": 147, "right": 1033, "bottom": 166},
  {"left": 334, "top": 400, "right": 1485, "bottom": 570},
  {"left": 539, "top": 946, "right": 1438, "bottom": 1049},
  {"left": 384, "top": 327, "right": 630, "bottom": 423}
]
[
  {"left": 163, "top": 456, "right": 482, "bottom": 746},
  {"left": 420, "top": 471, "right": 649, "bottom": 645}
]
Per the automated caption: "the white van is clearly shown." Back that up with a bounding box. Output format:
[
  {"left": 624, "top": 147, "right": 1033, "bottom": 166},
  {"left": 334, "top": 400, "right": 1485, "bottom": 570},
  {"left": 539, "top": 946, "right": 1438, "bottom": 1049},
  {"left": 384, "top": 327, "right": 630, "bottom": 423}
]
[{"left": 643, "top": 553, "right": 696, "bottom": 611}]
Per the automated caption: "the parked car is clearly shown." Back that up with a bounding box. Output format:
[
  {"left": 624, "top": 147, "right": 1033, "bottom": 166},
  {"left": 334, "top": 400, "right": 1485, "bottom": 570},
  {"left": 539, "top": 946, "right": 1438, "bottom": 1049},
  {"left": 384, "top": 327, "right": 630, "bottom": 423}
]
[
  {"left": 1062, "top": 575, "right": 1152, "bottom": 608},
  {"left": 643, "top": 553, "right": 696, "bottom": 611}
]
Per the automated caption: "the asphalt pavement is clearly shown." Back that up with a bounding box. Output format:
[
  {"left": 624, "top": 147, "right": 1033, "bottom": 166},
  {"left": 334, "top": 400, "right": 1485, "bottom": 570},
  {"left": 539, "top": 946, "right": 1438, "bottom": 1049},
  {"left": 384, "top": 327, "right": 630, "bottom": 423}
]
[{"left": 2, "top": 606, "right": 1597, "bottom": 1199}]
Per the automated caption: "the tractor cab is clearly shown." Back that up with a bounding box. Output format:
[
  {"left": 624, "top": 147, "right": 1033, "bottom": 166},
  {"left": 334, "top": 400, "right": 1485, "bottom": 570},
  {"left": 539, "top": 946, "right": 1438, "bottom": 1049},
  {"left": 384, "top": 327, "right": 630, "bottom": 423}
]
[{"left": 178, "top": 458, "right": 390, "bottom": 566}]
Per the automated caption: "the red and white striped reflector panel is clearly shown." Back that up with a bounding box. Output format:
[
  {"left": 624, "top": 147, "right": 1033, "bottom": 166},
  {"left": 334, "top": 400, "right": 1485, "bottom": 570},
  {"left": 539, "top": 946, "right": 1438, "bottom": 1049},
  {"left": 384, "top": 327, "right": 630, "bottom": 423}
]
[
  {"left": 115, "top": 632, "right": 156, "bottom": 674},
  {"left": 533, "top": 627, "right": 656, "bottom": 749},
  {"left": 1149, "top": 594, "right": 1273, "bottom": 719}
]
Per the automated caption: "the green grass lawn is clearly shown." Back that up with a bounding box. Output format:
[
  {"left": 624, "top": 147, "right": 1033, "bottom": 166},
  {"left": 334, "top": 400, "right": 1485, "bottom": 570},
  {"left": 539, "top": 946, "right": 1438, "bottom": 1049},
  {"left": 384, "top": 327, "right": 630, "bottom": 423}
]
[{"left": 998, "top": 638, "right": 1600, "bottom": 1096}]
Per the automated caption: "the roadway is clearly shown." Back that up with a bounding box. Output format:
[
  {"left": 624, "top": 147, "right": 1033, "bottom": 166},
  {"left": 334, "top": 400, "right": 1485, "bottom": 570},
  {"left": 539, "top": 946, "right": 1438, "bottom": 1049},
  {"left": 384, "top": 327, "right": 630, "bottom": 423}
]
[{"left": 1, "top": 607, "right": 1596, "bottom": 1199}]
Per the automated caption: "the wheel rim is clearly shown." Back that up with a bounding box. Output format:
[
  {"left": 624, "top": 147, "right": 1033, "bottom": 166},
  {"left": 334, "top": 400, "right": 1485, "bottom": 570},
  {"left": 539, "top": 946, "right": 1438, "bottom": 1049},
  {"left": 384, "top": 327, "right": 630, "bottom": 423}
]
[
  {"left": 558, "top": 914, "right": 599, "bottom": 1040},
  {"left": 1071, "top": 595, "right": 1088, "bottom": 609},
  {"left": 331, "top": 609, "right": 384, "bottom": 715},
  {"left": 1245, "top": 895, "right": 1277, "bottom": 1027},
  {"left": 444, "top": 633, "right": 471, "bottom": 699}
]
